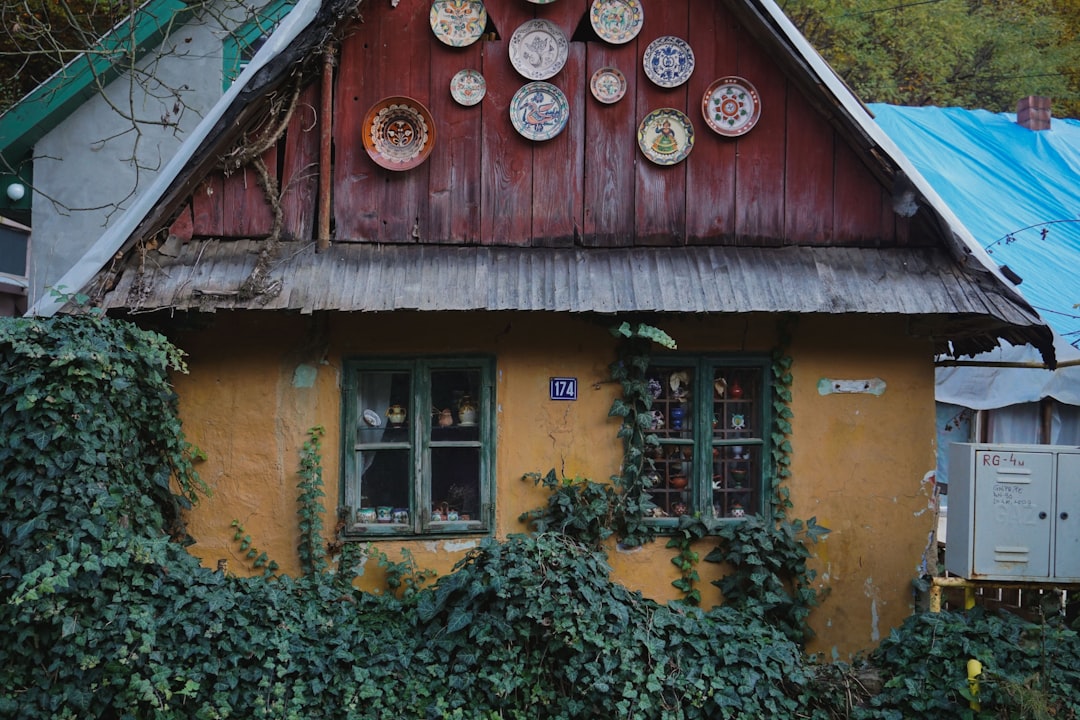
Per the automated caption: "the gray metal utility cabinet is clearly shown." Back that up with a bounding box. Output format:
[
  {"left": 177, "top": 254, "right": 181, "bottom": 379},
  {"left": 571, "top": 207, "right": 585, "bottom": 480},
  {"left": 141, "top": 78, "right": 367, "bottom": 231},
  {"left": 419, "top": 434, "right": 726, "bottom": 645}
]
[{"left": 947, "top": 443, "right": 1080, "bottom": 582}]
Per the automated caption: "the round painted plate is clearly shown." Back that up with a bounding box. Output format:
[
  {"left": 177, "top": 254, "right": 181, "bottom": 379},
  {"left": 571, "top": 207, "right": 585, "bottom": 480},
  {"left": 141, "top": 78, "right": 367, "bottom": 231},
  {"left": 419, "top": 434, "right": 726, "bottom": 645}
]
[
  {"left": 637, "top": 108, "right": 695, "bottom": 165},
  {"left": 450, "top": 68, "right": 486, "bottom": 106},
  {"left": 702, "top": 76, "right": 761, "bottom": 136},
  {"left": 525, "top": 0, "right": 558, "bottom": 3},
  {"left": 429, "top": 0, "right": 487, "bottom": 48},
  {"left": 643, "top": 35, "right": 695, "bottom": 88},
  {"left": 590, "top": 66, "right": 626, "bottom": 104},
  {"left": 363, "top": 96, "right": 436, "bottom": 171},
  {"left": 589, "top": 0, "right": 643, "bottom": 44},
  {"left": 510, "top": 82, "right": 569, "bottom": 141},
  {"left": 509, "top": 19, "right": 569, "bottom": 80}
]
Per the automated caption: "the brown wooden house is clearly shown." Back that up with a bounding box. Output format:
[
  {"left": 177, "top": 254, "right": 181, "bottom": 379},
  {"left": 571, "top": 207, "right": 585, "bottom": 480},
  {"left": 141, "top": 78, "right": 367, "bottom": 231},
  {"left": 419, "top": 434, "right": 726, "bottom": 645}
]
[{"left": 35, "top": 0, "right": 1053, "bottom": 655}]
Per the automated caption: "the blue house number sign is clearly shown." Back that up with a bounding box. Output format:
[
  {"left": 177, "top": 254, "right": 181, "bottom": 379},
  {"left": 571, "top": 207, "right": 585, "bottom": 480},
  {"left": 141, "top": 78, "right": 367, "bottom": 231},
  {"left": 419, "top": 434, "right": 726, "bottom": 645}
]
[{"left": 549, "top": 377, "right": 577, "bottom": 401}]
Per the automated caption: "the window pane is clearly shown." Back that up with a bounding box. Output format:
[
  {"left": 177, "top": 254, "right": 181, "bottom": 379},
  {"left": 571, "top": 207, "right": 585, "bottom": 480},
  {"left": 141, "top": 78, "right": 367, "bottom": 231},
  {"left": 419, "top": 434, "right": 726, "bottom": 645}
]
[
  {"left": 711, "top": 444, "right": 758, "bottom": 519},
  {"left": 355, "top": 449, "right": 411, "bottom": 523},
  {"left": 355, "top": 370, "right": 412, "bottom": 441},
  {"left": 430, "top": 368, "right": 482, "bottom": 431},
  {"left": 646, "top": 365, "right": 696, "bottom": 438},
  {"left": 712, "top": 367, "right": 763, "bottom": 441},
  {"left": 650, "top": 445, "right": 692, "bottom": 517},
  {"left": 430, "top": 447, "right": 481, "bottom": 522}
]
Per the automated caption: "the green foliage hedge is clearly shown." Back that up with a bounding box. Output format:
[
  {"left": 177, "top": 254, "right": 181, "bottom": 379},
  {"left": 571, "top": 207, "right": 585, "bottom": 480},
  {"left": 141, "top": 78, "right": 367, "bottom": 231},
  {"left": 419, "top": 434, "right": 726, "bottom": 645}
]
[{"left": 3, "top": 314, "right": 1080, "bottom": 719}]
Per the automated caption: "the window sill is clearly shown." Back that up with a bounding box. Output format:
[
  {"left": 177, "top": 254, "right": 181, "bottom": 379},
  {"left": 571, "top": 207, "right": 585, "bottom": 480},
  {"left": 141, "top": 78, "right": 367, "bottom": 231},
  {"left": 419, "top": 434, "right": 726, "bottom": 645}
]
[{"left": 346, "top": 521, "right": 487, "bottom": 537}]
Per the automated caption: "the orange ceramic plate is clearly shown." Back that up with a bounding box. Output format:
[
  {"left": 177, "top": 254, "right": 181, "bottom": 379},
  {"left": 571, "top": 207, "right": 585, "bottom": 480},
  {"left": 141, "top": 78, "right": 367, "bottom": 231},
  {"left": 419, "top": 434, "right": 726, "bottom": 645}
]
[{"left": 362, "top": 96, "right": 436, "bottom": 171}]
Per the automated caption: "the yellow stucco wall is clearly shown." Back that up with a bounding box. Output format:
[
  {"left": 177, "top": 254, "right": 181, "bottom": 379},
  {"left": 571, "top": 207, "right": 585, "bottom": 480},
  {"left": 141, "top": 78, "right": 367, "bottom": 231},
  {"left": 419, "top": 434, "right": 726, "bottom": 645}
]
[{"left": 169, "top": 310, "right": 936, "bottom": 657}]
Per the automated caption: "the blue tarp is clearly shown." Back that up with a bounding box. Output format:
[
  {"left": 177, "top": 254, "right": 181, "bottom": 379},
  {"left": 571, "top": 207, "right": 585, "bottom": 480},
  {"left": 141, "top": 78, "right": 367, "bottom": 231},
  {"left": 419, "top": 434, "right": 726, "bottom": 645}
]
[{"left": 870, "top": 104, "right": 1080, "bottom": 345}]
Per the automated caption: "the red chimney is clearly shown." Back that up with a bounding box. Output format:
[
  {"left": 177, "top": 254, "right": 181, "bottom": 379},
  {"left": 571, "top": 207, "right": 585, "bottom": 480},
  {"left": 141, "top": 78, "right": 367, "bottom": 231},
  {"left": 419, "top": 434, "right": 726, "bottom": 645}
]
[{"left": 1016, "top": 96, "right": 1051, "bottom": 131}]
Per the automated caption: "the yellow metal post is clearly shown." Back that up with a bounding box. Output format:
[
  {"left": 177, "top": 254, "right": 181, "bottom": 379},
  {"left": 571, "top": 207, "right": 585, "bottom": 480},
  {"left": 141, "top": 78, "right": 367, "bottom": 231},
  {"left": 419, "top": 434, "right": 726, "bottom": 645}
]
[{"left": 967, "top": 658, "right": 982, "bottom": 711}]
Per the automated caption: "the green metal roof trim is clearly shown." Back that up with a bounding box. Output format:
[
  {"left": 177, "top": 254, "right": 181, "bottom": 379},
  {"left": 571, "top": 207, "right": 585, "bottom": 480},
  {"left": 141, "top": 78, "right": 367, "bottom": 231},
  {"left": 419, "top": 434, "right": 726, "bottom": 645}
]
[{"left": 0, "top": 0, "right": 196, "bottom": 167}]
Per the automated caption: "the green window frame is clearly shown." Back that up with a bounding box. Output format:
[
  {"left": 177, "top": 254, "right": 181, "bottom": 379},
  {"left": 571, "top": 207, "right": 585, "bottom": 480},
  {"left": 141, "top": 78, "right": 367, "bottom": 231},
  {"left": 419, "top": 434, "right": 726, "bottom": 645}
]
[
  {"left": 222, "top": 0, "right": 296, "bottom": 89},
  {"left": 342, "top": 356, "right": 495, "bottom": 536},
  {"left": 644, "top": 356, "right": 772, "bottom": 527}
]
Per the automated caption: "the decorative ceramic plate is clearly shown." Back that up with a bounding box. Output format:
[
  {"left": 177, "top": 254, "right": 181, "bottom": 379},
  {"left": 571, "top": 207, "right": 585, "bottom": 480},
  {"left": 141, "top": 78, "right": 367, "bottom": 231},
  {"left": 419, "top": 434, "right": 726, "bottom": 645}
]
[
  {"left": 590, "top": 66, "right": 626, "bottom": 104},
  {"left": 637, "top": 108, "right": 695, "bottom": 165},
  {"left": 526, "top": 0, "right": 558, "bottom": 3},
  {"left": 589, "top": 0, "right": 643, "bottom": 44},
  {"left": 362, "top": 409, "right": 382, "bottom": 427},
  {"left": 510, "top": 82, "right": 569, "bottom": 141},
  {"left": 429, "top": 0, "right": 487, "bottom": 47},
  {"left": 509, "top": 19, "right": 569, "bottom": 80},
  {"left": 362, "top": 96, "right": 436, "bottom": 171},
  {"left": 702, "top": 76, "right": 761, "bottom": 136},
  {"left": 643, "top": 35, "right": 695, "bottom": 88},
  {"left": 450, "top": 69, "right": 486, "bottom": 106}
]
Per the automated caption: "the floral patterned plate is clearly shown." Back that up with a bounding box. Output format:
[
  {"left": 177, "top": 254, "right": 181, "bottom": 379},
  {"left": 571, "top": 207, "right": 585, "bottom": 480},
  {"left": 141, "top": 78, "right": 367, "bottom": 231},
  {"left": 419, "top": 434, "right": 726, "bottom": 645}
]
[
  {"left": 643, "top": 35, "right": 695, "bottom": 88},
  {"left": 429, "top": 0, "right": 487, "bottom": 48},
  {"left": 702, "top": 76, "right": 761, "bottom": 136},
  {"left": 637, "top": 107, "right": 694, "bottom": 166},
  {"left": 450, "top": 69, "right": 486, "bottom": 106},
  {"left": 589, "top": 0, "right": 643, "bottom": 44},
  {"left": 362, "top": 96, "right": 436, "bottom": 171},
  {"left": 510, "top": 82, "right": 569, "bottom": 141},
  {"left": 509, "top": 19, "right": 569, "bottom": 80},
  {"left": 590, "top": 66, "right": 626, "bottom": 104}
]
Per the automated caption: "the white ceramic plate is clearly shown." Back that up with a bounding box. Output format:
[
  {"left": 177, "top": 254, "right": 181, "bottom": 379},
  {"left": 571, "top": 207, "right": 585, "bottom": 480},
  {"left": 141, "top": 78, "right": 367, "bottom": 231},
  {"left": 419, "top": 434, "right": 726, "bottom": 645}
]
[
  {"left": 429, "top": 0, "right": 487, "bottom": 47},
  {"left": 702, "top": 76, "right": 762, "bottom": 136},
  {"left": 450, "top": 69, "right": 486, "bottom": 106},
  {"left": 509, "top": 19, "right": 569, "bottom": 81},
  {"left": 637, "top": 107, "right": 695, "bottom": 165},
  {"left": 510, "top": 81, "right": 569, "bottom": 141},
  {"left": 643, "top": 35, "right": 695, "bottom": 88},
  {"left": 589, "top": 0, "right": 643, "bottom": 44},
  {"left": 590, "top": 66, "right": 626, "bottom": 104}
]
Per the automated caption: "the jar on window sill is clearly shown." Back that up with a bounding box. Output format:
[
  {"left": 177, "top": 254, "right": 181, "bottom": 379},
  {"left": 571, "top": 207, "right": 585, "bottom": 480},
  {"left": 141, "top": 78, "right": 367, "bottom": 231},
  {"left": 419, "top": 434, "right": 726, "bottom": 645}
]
[
  {"left": 458, "top": 395, "right": 478, "bottom": 426},
  {"left": 386, "top": 404, "right": 407, "bottom": 425}
]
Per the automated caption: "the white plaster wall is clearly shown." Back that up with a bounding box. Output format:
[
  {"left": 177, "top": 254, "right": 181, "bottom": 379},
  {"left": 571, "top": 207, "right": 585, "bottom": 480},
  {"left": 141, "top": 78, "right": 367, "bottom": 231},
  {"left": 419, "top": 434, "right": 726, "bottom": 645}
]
[{"left": 29, "top": 0, "right": 271, "bottom": 305}]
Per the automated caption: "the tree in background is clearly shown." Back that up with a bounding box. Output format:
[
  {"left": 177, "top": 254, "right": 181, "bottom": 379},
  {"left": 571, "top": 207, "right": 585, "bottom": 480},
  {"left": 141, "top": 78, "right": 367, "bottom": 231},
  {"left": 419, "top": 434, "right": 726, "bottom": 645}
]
[
  {"left": 782, "top": 0, "right": 1080, "bottom": 118},
  {"left": 0, "top": 0, "right": 128, "bottom": 110}
]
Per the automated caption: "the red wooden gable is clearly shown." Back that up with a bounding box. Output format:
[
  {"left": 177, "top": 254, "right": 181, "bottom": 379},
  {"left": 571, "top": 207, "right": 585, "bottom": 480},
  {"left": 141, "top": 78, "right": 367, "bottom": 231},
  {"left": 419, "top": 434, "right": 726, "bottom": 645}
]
[{"left": 178, "top": 0, "right": 911, "bottom": 249}]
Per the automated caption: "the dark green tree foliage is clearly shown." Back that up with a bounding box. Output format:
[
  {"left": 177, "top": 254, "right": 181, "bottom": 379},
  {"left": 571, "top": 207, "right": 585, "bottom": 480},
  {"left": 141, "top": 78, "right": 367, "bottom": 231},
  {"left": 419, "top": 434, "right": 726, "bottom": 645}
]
[{"left": 783, "top": 0, "right": 1080, "bottom": 117}]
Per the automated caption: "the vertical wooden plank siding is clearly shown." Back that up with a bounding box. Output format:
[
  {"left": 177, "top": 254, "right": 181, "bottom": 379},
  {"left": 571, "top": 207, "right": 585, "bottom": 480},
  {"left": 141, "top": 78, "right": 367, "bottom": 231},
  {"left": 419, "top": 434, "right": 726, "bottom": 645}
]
[
  {"left": 332, "top": 6, "right": 380, "bottom": 240},
  {"left": 427, "top": 39, "right": 483, "bottom": 244},
  {"left": 376, "top": 0, "right": 432, "bottom": 243},
  {"left": 280, "top": 82, "right": 321, "bottom": 243},
  {"left": 480, "top": 41, "right": 534, "bottom": 245},
  {"left": 582, "top": 37, "right": 639, "bottom": 247},
  {"left": 685, "top": 0, "right": 739, "bottom": 244},
  {"left": 191, "top": 175, "right": 225, "bottom": 236},
  {"left": 529, "top": 0, "right": 587, "bottom": 246},
  {"left": 480, "top": 1, "right": 536, "bottom": 245},
  {"left": 531, "top": 42, "right": 584, "bottom": 246},
  {"left": 733, "top": 20, "right": 786, "bottom": 244},
  {"left": 188, "top": 0, "right": 910, "bottom": 250},
  {"left": 833, "top": 140, "right": 886, "bottom": 244},
  {"left": 784, "top": 86, "right": 835, "bottom": 244},
  {"left": 219, "top": 146, "right": 276, "bottom": 238},
  {"left": 633, "top": 0, "right": 690, "bottom": 246}
]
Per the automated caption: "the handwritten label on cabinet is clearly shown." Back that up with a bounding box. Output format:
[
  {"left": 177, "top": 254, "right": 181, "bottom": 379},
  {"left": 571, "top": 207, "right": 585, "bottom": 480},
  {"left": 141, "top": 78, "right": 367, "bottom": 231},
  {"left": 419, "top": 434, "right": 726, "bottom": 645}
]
[{"left": 979, "top": 452, "right": 1026, "bottom": 468}]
